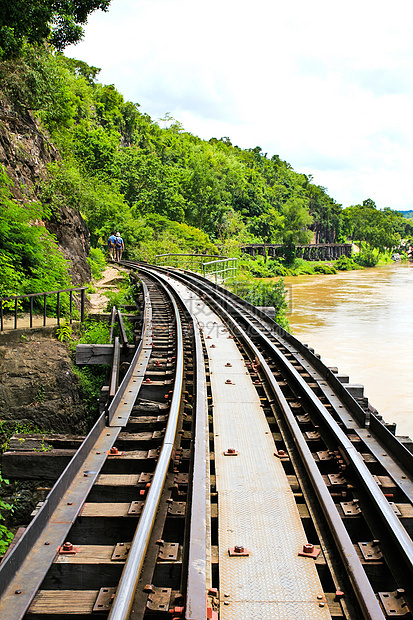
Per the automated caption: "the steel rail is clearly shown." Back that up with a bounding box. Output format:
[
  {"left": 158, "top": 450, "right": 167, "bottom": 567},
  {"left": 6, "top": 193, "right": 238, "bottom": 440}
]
[
  {"left": 194, "top": 276, "right": 413, "bottom": 576},
  {"left": 174, "top": 270, "right": 413, "bottom": 575},
  {"left": 131, "top": 264, "right": 387, "bottom": 619},
  {"left": 108, "top": 272, "right": 184, "bottom": 620},
  {"left": 182, "top": 268, "right": 413, "bottom": 481},
  {"left": 140, "top": 266, "right": 211, "bottom": 619}
]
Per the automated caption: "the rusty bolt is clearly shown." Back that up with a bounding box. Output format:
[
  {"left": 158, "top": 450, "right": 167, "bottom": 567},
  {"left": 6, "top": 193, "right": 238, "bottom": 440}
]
[
  {"left": 225, "top": 362, "right": 232, "bottom": 367},
  {"left": 109, "top": 447, "right": 119, "bottom": 455},
  {"left": 15, "top": 590, "right": 22, "bottom": 595},
  {"left": 62, "top": 542, "right": 74, "bottom": 552},
  {"left": 302, "top": 543, "right": 314, "bottom": 554},
  {"left": 210, "top": 344, "right": 216, "bottom": 348},
  {"left": 225, "top": 379, "right": 233, "bottom": 384},
  {"left": 227, "top": 448, "right": 236, "bottom": 454},
  {"left": 335, "top": 591, "right": 345, "bottom": 600},
  {"left": 234, "top": 545, "right": 244, "bottom": 553}
]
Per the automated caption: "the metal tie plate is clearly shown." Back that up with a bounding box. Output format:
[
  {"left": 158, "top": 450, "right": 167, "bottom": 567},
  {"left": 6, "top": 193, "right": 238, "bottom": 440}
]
[
  {"left": 128, "top": 501, "right": 144, "bottom": 516},
  {"left": 378, "top": 590, "right": 410, "bottom": 616},
  {"left": 167, "top": 501, "right": 186, "bottom": 516},
  {"left": 340, "top": 501, "right": 361, "bottom": 515},
  {"left": 158, "top": 542, "right": 179, "bottom": 561},
  {"left": 111, "top": 542, "right": 131, "bottom": 561},
  {"left": 145, "top": 586, "right": 172, "bottom": 612},
  {"left": 93, "top": 587, "right": 117, "bottom": 612},
  {"left": 357, "top": 541, "right": 383, "bottom": 561}
]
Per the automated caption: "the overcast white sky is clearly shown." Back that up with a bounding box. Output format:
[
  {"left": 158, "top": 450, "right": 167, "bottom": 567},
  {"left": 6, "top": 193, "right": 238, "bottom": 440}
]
[{"left": 66, "top": 0, "right": 413, "bottom": 211}]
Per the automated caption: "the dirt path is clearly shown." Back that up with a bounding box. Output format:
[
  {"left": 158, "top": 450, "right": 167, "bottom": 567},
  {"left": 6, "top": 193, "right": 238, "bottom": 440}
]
[{"left": 88, "top": 265, "right": 125, "bottom": 313}]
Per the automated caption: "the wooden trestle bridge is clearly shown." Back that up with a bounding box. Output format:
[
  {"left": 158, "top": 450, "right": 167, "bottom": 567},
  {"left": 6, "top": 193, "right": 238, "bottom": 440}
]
[
  {"left": 242, "top": 243, "right": 353, "bottom": 261},
  {"left": 0, "top": 262, "right": 412, "bottom": 620}
]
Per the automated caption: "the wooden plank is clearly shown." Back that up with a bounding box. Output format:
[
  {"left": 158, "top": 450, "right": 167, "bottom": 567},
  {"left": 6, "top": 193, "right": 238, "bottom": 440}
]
[
  {"left": 29, "top": 590, "right": 98, "bottom": 614},
  {"left": 118, "top": 432, "right": 153, "bottom": 442},
  {"left": 2, "top": 449, "right": 76, "bottom": 480},
  {"left": 95, "top": 474, "right": 140, "bottom": 486},
  {"left": 76, "top": 344, "right": 137, "bottom": 365},
  {"left": 3, "top": 448, "right": 155, "bottom": 480},
  {"left": 76, "top": 343, "right": 114, "bottom": 365},
  {"left": 54, "top": 545, "right": 120, "bottom": 564},
  {"left": 325, "top": 593, "right": 344, "bottom": 618},
  {"left": 9, "top": 433, "right": 84, "bottom": 451},
  {"left": 81, "top": 503, "right": 132, "bottom": 517}
]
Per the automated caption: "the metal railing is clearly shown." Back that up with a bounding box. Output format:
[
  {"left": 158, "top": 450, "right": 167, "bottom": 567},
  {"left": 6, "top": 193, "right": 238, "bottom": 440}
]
[
  {"left": 154, "top": 253, "right": 237, "bottom": 283},
  {"left": 202, "top": 257, "right": 237, "bottom": 283},
  {"left": 154, "top": 253, "right": 222, "bottom": 271},
  {"left": 0, "top": 287, "right": 88, "bottom": 332}
]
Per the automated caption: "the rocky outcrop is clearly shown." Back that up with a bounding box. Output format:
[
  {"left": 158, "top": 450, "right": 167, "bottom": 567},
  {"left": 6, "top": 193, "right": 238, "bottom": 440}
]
[
  {"left": 0, "top": 329, "right": 90, "bottom": 435},
  {"left": 0, "top": 100, "right": 91, "bottom": 285}
]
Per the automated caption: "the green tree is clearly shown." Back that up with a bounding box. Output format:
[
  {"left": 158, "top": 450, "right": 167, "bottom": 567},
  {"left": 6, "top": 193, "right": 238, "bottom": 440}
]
[
  {"left": 282, "top": 198, "right": 313, "bottom": 245},
  {"left": 0, "top": 1, "right": 111, "bottom": 59},
  {"left": 0, "top": 165, "right": 71, "bottom": 300}
]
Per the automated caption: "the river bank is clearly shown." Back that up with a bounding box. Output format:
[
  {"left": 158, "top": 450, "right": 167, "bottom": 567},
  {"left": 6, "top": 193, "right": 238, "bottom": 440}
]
[{"left": 277, "top": 262, "right": 413, "bottom": 438}]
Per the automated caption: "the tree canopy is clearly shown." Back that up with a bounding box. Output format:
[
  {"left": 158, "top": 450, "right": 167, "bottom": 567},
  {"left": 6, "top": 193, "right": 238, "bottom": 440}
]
[
  {"left": 1, "top": 44, "right": 412, "bottom": 300},
  {"left": 0, "top": 0, "right": 111, "bottom": 59}
]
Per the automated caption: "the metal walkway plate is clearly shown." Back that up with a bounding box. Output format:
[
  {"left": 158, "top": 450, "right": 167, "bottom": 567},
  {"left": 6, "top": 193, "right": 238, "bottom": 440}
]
[{"left": 165, "top": 278, "right": 331, "bottom": 620}]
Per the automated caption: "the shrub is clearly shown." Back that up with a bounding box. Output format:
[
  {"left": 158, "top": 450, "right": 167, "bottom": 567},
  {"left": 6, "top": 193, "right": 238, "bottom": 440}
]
[
  {"left": 355, "top": 249, "right": 378, "bottom": 267},
  {"left": 226, "top": 276, "right": 289, "bottom": 330},
  {"left": 313, "top": 263, "right": 337, "bottom": 274},
  {"left": 334, "top": 255, "right": 362, "bottom": 271},
  {"left": 88, "top": 247, "right": 107, "bottom": 280}
]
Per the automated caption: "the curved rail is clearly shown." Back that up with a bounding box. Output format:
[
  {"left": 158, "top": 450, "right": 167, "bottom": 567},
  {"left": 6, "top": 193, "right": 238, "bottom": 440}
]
[
  {"left": 137, "top": 265, "right": 211, "bottom": 620},
  {"left": 125, "top": 261, "right": 413, "bottom": 619},
  {"left": 108, "top": 272, "right": 184, "bottom": 620},
  {"left": 0, "top": 273, "right": 185, "bottom": 620}
]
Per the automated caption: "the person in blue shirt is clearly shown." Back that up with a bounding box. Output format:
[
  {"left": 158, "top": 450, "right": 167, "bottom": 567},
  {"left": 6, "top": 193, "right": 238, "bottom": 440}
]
[
  {"left": 108, "top": 232, "right": 116, "bottom": 261},
  {"left": 114, "top": 232, "right": 125, "bottom": 262}
]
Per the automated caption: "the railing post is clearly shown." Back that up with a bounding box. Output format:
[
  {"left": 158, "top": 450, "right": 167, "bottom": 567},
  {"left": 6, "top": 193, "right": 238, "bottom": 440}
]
[
  {"left": 1, "top": 300, "right": 3, "bottom": 332},
  {"left": 30, "top": 297, "right": 33, "bottom": 328},
  {"left": 69, "top": 291, "right": 73, "bottom": 324},
  {"left": 43, "top": 294, "right": 47, "bottom": 326},
  {"left": 57, "top": 292, "right": 60, "bottom": 325},
  {"left": 14, "top": 299, "right": 18, "bottom": 329},
  {"left": 80, "top": 289, "right": 85, "bottom": 323}
]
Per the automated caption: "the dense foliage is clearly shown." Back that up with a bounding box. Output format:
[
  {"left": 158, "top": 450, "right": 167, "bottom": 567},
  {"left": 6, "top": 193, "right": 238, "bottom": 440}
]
[
  {"left": 1, "top": 44, "right": 412, "bottom": 307},
  {"left": 0, "top": 0, "right": 111, "bottom": 59},
  {"left": 0, "top": 165, "right": 71, "bottom": 303}
]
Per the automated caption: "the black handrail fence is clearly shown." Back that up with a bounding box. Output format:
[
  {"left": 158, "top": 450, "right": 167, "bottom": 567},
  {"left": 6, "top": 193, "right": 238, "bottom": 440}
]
[{"left": 0, "top": 287, "right": 88, "bottom": 331}]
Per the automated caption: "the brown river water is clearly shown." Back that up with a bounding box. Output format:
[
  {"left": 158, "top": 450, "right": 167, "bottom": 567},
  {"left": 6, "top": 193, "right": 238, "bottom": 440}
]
[{"left": 281, "top": 262, "right": 413, "bottom": 439}]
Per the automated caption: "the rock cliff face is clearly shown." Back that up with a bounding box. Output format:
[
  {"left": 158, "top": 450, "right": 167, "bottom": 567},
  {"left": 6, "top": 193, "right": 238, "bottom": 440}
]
[
  {"left": 0, "top": 100, "right": 91, "bottom": 284},
  {"left": 0, "top": 328, "right": 89, "bottom": 434}
]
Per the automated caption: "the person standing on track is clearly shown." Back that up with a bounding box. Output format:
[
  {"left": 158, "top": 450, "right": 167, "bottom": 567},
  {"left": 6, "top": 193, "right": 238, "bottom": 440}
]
[
  {"left": 108, "top": 231, "right": 116, "bottom": 261},
  {"left": 114, "top": 232, "right": 124, "bottom": 262}
]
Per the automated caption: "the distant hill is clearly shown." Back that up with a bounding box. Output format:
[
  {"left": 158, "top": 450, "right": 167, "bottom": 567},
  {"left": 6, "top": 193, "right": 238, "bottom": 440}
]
[{"left": 398, "top": 210, "right": 413, "bottom": 219}]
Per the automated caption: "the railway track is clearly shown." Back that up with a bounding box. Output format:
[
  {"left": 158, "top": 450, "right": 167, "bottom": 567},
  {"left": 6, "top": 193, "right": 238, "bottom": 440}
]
[{"left": 1, "top": 263, "right": 413, "bottom": 619}]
